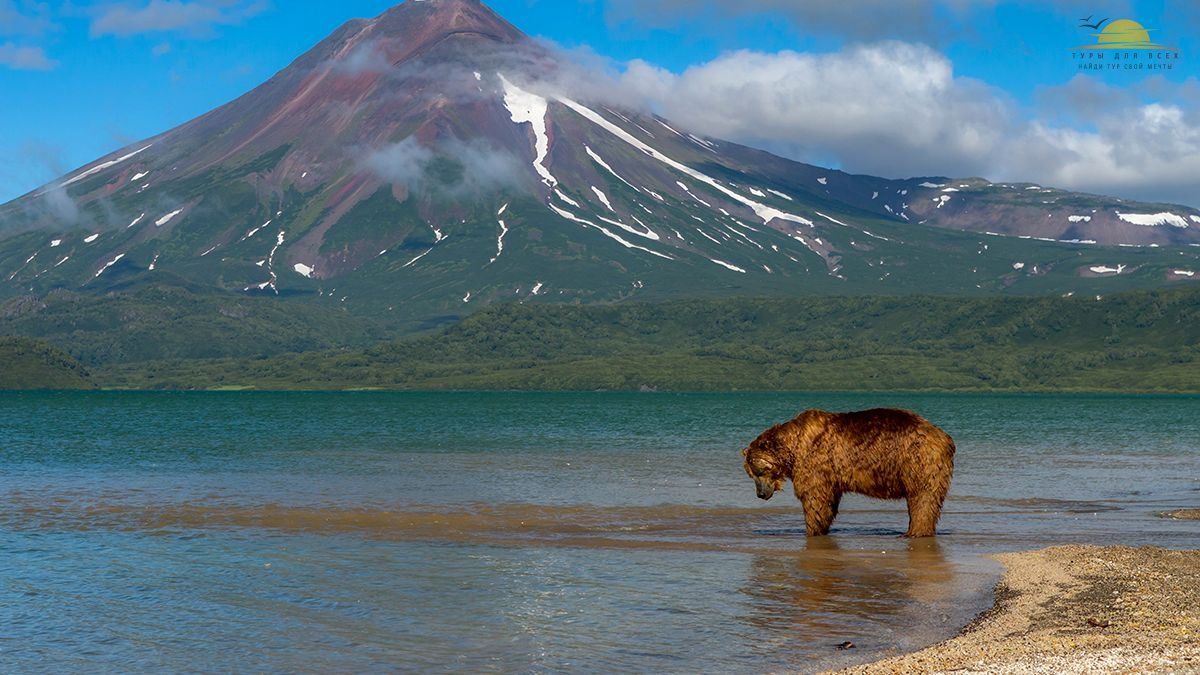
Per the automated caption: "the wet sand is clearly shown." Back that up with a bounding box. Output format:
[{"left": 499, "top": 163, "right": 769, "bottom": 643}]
[{"left": 838, "top": 545, "right": 1200, "bottom": 674}]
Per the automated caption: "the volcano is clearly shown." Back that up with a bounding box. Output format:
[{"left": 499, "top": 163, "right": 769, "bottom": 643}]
[{"left": 2, "top": 0, "right": 1199, "bottom": 322}]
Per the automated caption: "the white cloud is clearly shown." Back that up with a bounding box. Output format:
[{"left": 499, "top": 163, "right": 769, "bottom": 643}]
[
  {"left": 604, "top": 45, "right": 1199, "bottom": 206},
  {"left": 1006, "top": 101, "right": 1200, "bottom": 205},
  {"left": 363, "top": 137, "right": 524, "bottom": 196},
  {"left": 0, "top": 42, "right": 55, "bottom": 70},
  {"left": 90, "top": 0, "right": 268, "bottom": 38},
  {"left": 618, "top": 43, "right": 1012, "bottom": 179}
]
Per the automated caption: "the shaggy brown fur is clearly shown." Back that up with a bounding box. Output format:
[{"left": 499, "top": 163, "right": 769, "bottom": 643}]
[{"left": 741, "top": 408, "right": 955, "bottom": 537}]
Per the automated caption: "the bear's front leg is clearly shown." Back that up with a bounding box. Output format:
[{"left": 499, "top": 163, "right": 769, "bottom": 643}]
[{"left": 800, "top": 489, "right": 837, "bottom": 536}]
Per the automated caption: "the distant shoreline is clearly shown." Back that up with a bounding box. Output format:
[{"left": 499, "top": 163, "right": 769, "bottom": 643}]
[
  {"left": 6, "top": 288, "right": 1200, "bottom": 392},
  {"left": 836, "top": 545, "right": 1200, "bottom": 674},
  {"left": 6, "top": 387, "right": 1200, "bottom": 394}
]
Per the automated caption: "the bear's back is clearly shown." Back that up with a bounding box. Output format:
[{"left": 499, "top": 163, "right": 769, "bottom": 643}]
[{"left": 803, "top": 408, "right": 954, "bottom": 496}]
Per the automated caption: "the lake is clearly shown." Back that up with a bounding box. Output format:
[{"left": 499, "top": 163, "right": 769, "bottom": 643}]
[{"left": 1, "top": 392, "right": 1197, "bottom": 672}]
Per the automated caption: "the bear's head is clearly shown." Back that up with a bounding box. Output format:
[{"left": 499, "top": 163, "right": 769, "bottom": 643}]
[{"left": 742, "top": 427, "right": 788, "bottom": 500}]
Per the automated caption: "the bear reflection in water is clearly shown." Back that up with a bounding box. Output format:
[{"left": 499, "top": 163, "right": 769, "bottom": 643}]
[{"left": 739, "top": 537, "right": 956, "bottom": 638}]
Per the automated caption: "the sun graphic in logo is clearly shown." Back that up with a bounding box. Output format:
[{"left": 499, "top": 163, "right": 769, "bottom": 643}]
[{"left": 1077, "top": 18, "right": 1178, "bottom": 50}]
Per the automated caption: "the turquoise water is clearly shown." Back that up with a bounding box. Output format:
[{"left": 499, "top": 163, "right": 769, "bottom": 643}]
[{"left": 1, "top": 392, "right": 1198, "bottom": 672}]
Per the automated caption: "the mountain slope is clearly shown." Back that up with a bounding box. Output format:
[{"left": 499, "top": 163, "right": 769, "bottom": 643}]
[{"left": 1, "top": 0, "right": 1198, "bottom": 331}]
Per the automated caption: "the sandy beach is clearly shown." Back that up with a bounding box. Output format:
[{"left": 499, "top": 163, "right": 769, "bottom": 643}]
[{"left": 837, "top": 544, "right": 1200, "bottom": 674}]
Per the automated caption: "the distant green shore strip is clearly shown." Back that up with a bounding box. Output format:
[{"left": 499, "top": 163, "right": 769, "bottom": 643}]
[{"left": 3, "top": 287, "right": 1199, "bottom": 392}]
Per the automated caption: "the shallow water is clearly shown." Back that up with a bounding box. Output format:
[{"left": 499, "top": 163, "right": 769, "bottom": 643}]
[{"left": 1, "top": 392, "right": 1197, "bottom": 672}]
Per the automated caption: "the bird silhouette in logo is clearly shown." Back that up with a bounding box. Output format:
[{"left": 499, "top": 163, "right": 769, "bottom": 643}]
[{"left": 1079, "top": 15, "right": 1110, "bottom": 29}]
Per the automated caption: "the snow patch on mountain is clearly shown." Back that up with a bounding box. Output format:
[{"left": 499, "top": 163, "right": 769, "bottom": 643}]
[
  {"left": 598, "top": 213, "right": 661, "bottom": 241},
  {"left": 1117, "top": 212, "right": 1188, "bottom": 228},
  {"left": 711, "top": 259, "right": 746, "bottom": 273},
  {"left": 93, "top": 253, "right": 125, "bottom": 279},
  {"left": 547, "top": 202, "right": 671, "bottom": 259},
  {"left": 490, "top": 203, "right": 510, "bottom": 265},
  {"left": 61, "top": 144, "right": 152, "bottom": 188},
  {"left": 585, "top": 146, "right": 641, "bottom": 194},
  {"left": 499, "top": 74, "right": 556, "bottom": 188},
  {"left": 555, "top": 97, "right": 815, "bottom": 229},
  {"left": 242, "top": 220, "right": 271, "bottom": 241},
  {"left": 656, "top": 118, "right": 686, "bottom": 138},
  {"left": 676, "top": 181, "right": 711, "bottom": 207},
  {"left": 248, "top": 231, "right": 286, "bottom": 294},
  {"left": 156, "top": 209, "right": 184, "bottom": 227},
  {"left": 591, "top": 186, "right": 615, "bottom": 212},
  {"left": 402, "top": 248, "right": 433, "bottom": 268},
  {"left": 554, "top": 189, "right": 580, "bottom": 208},
  {"left": 815, "top": 212, "right": 850, "bottom": 228}
]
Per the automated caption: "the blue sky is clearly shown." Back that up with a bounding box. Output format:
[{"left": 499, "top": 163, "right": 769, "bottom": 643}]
[{"left": 2, "top": 0, "right": 1198, "bottom": 205}]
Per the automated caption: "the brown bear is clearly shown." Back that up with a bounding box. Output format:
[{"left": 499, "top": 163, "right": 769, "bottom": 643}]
[{"left": 741, "top": 408, "right": 955, "bottom": 537}]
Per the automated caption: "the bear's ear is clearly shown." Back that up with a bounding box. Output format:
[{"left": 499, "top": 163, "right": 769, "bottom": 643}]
[{"left": 741, "top": 447, "right": 748, "bottom": 458}]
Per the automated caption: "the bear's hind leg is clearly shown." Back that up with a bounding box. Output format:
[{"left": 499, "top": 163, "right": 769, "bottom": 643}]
[{"left": 904, "top": 492, "right": 945, "bottom": 538}]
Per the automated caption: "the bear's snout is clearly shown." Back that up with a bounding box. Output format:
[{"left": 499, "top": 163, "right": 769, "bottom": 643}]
[{"left": 754, "top": 478, "right": 776, "bottom": 500}]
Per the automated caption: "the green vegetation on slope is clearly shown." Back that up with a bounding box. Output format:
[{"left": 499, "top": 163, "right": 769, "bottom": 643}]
[
  {"left": 95, "top": 287, "right": 1200, "bottom": 392},
  {"left": 0, "top": 283, "right": 402, "bottom": 365},
  {"left": 0, "top": 337, "right": 95, "bottom": 389}
]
